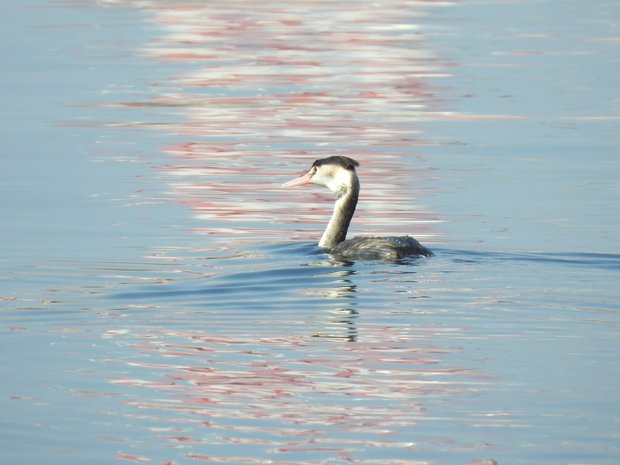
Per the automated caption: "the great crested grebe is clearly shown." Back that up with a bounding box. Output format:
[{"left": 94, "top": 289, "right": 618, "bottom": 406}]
[{"left": 283, "top": 156, "right": 432, "bottom": 260}]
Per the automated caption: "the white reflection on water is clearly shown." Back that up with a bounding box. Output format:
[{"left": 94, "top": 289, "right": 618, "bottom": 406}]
[
  {"left": 94, "top": 248, "right": 490, "bottom": 464},
  {"left": 99, "top": 0, "right": 452, "bottom": 245},
  {"left": 90, "top": 1, "right": 620, "bottom": 461}
]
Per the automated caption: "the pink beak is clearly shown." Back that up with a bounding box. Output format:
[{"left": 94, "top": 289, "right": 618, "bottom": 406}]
[{"left": 282, "top": 171, "right": 312, "bottom": 188}]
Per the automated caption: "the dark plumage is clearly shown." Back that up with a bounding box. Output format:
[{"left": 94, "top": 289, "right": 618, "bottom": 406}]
[
  {"left": 312, "top": 156, "right": 359, "bottom": 171},
  {"left": 330, "top": 235, "right": 433, "bottom": 260}
]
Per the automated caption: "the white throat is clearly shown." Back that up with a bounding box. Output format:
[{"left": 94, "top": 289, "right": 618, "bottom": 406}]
[{"left": 316, "top": 170, "right": 359, "bottom": 248}]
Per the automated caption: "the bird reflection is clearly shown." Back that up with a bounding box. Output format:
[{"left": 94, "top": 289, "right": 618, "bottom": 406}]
[
  {"left": 312, "top": 307, "right": 359, "bottom": 342},
  {"left": 305, "top": 260, "right": 360, "bottom": 342}
]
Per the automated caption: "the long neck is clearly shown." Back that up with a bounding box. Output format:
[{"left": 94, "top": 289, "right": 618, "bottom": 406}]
[{"left": 319, "top": 177, "right": 359, "bottom": 248}]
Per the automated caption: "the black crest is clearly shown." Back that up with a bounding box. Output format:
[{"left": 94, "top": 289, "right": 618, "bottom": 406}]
[{"left": 312, "top": 156, "right": 359, "bottom": 171}]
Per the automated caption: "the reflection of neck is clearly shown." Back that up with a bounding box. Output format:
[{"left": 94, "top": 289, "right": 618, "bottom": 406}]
[{"left": 319, "top": 177, "right": 359, "bottom": 248}]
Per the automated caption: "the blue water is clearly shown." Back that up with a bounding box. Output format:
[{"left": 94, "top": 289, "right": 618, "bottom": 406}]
[{"left": 1, "top": 1, "right": 619, "bottom": 464}]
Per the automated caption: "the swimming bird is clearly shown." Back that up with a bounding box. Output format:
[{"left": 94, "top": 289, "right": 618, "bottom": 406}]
[{"left": 283, "top": 156, "right": 432, "bottom": 260}]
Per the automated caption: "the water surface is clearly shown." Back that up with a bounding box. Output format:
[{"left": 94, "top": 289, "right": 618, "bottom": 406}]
[{"left": 1, "top": 1, "right": 619, "bottom": 464}]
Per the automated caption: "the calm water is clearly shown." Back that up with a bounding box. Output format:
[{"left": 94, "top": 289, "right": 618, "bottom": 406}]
[{"left": 1, "top": 1, "right": 619, "bottom": 464}]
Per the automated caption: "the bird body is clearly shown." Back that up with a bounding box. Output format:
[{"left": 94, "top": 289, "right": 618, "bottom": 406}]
[
  {"left": 331, "top": 235, "right": 431, "bottom": 260},
  {"left": 283, "top": 156, "right": 432, "bottom": 260}
]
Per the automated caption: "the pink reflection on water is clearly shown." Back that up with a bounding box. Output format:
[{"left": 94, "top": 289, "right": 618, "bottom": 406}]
[
  {"left": 106, "top": 323, "right": 484, "bottom": 462},
  {"left": 107, "top": 0, "right": 453, "bottom": 245},
  {"left": 77, "top": 1, "right": 500, "bottom": 463},
  {"left": 116, "top": 452, "right": 151, "bottom": 462}
]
